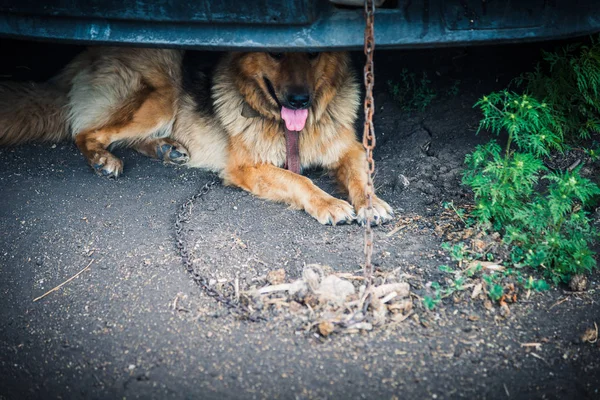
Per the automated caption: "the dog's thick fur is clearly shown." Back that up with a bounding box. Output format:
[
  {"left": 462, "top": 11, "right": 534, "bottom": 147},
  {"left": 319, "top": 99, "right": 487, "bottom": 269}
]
[{"left": 0, "top": 48, "right": 392, "bottom": 225}]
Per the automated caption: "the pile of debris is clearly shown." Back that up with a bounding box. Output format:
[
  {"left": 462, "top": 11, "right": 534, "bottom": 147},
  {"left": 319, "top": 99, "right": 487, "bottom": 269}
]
[{"left": 241, "top": 264, "right": 413, "bottom": 336}]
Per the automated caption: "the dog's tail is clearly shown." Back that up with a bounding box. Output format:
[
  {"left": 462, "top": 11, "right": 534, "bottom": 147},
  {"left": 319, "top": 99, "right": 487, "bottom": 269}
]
[{"left": 0, "top": 81, "right": 70, "bottom": 145}]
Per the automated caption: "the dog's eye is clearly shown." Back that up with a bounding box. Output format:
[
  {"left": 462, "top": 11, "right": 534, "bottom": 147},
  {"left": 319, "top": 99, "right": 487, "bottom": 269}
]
[
  {"left": 307, "top": 52, "right": 319, "bottom": 60},
  {"left": 268, "top": 52, "right": 284, "bottom": 60}
]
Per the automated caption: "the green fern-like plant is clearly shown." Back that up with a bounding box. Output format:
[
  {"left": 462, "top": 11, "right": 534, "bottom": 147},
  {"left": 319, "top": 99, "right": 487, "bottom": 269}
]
[
  {"left": 462, "top": 38, "right": 600, "bottom": 282},
  {"left": 513, "top": 37, "right": 600, "bottom": 140},
  {"left": 504, "top": 168, "right": 599, "bottom": 281},
  {"left": 463, "top": 89, "right": 599, "bottom": 282},
  {"left": 475, "top": 91, "right": 564, "bottom": 156}
]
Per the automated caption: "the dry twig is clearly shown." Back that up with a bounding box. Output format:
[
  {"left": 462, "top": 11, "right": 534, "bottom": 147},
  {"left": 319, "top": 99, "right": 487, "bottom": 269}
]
[
  {"left": 33, "top": 260, "right": 94, "bottom": 302},
  {"left": 520, "top": 342, "right": 542, "bottom": 351}
]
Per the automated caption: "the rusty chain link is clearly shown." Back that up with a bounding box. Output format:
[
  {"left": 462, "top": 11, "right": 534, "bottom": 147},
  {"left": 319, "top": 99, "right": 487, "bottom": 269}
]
[
  {"left": 174, "top": 180, "right": 262, "bottom": 322},
  {"left": 362, "top": 0, "right": 376, "bottom": 287}
]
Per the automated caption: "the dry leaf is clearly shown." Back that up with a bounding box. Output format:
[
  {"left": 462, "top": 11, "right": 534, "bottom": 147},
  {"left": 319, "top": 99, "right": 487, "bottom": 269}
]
[
  {"left": 467, "top": 260, "right": 505, "bottom": 272},
  {"left": 372, "top": 282, "right": 410, "bottom": 299},
  {"left": 471, "top": 283, "right": 483, "bottom": 299}
]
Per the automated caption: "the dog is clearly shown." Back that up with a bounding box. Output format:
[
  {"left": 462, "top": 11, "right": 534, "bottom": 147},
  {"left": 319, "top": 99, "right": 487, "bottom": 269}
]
[{"left": 0, "top": 48, "right": 393, "bottom": 225}]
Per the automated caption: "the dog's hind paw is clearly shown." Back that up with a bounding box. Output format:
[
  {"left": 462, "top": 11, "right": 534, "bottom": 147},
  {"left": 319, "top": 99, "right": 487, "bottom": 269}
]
[
  {"left": 91, "top": 152, "right": 124, "bottom": 179},
  {"left": 156, "top": 141, "right": 190, "bottom": 165},
  {"left": 356, "top": 196, "right": 394, "bottom": 226}
]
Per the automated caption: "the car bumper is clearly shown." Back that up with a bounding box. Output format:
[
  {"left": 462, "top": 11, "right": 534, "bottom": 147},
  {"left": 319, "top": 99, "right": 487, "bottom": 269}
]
[{"left": 1, "top": 0, "right": 599, "bottom": 50}]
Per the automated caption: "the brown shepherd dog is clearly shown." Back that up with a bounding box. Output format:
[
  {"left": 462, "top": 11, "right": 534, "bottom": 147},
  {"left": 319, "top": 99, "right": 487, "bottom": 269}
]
[{"left": 0, "top": 48, "right": 393, "bottom": 225}]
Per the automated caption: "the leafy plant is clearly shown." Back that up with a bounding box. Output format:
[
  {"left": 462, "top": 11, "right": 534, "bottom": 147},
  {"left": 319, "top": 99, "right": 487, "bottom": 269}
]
[
  {"left": 513, "top": 38, "right": 600, "bottom": 140},
  {"left": 423, "top": 281, "right": 442, "bottom": 310},
  {"left": 523, "top": 276, "right": 551, "bottom": 292},
  {"left": 446, "top": 79, "right": 461, "bottom": 97},
  {"left": 462, "top": 39, "right": 600, "bottom": 283},
  {"left": 483, "top": 274, "right": 504, "bottom": 301},
  {"left": 442, "top": 201, "right": 471, "bottom": 226},
  {"left": 424, "top": 245, "right": 553, "bottom": 311},
  {"left": 442, "top": 241, "right": 468, "bottom": 263},
  {"left": 424, "top": 39, "right": 600, "bottom": 311},
  {"left": 387, "top": 68, "right": 436, "bottom": 111},
  {"left": 423, "top": 243, "right": 507, "bottom": 310}
]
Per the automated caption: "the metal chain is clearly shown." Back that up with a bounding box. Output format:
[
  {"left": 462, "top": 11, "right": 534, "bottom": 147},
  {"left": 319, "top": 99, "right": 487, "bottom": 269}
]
[
  {"left": 362, "top": 0, "right": 376, "bottom": 286},
  {"left": 174, "top": 180, "right": 262, "bottom": 322}
]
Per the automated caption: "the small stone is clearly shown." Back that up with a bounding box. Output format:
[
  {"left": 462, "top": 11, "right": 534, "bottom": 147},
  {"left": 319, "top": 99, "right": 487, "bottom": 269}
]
[
  {"left": 398, "top": 174, "right": 410, "bottom": 188},
  {"left": 288, "top": 301, "right": 302, "bottom": 313},
  {"left": 569, "top": 274, "right": 588, "bottom": 292},
  {"left": 483, "top": 300, "right": 493, "bottom": 311},
  {"left": 316, "top": 275, "right": 355, "bottom": 305},
  {"left": 318, "top": 321, "right": 335, "bottom": 337},
  {"left": 472, "top": 239, "right": 486, "bottom": 252},
  {"left": 454, "top": 345, "right": 464, "bottom": 357},
  {"left": 581, "top": 326, "right": 598, "bottom": 343},
  {"left": 266, "top": 269, "right": 286, "bottom": 285}
]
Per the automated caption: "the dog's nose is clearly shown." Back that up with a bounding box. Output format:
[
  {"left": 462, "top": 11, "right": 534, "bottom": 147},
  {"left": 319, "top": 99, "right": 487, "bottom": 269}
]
[{"left": 286, "top": 92, "right": 310, "bottom": 109}]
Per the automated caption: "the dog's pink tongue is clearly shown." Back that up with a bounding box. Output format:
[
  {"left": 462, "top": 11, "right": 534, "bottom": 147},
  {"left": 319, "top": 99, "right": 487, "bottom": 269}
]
[{"left": 281, "top": 107, "right": 308, "bottom": 131}]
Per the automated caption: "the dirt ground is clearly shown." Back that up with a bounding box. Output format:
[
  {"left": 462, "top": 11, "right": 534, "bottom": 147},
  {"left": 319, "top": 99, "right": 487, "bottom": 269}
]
[{"left": 0, "top": 38, "right": 599, "bottom": 400}]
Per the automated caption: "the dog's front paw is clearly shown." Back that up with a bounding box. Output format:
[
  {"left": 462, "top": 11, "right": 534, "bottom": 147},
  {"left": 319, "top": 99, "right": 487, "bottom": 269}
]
[
  {"left": 356, "top": 195, "right": 394, "bottom": 226},
  {"left": 306, "top": 196, "right": 356, "bottom": 225}
]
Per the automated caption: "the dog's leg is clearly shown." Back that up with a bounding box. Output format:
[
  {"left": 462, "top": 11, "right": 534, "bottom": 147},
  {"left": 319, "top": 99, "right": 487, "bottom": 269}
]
[
  {"left": 225, "top": 164, "right": 356, "bottom": 225},
  {"left": 132, "top": 138, "right": 190, "bottom": 165},
  {"left": 75, "top": 89, "right": 175, "bottom": 178},
  {"left": 333, "top": 141, "right": 394, "bottom": 226}
]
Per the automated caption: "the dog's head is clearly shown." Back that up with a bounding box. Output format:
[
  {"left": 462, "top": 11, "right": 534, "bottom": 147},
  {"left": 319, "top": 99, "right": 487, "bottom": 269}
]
[{"left": 232, "top": 52, "right": 350, "bottom": 131}]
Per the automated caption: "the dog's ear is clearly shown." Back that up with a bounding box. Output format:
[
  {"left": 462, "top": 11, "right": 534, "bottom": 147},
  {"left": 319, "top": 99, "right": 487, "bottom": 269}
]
[{"left": 241, "top": 102, "right": 260, "bottom": 119}]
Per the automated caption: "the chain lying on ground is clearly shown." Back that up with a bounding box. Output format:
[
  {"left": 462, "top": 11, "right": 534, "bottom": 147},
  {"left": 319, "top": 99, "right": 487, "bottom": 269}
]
[
  {"left": 174, "top": 180, "right": 262, "bottom": 322},
  {"left": 362, "top": 0, "right": 377, "bottom": 287}
]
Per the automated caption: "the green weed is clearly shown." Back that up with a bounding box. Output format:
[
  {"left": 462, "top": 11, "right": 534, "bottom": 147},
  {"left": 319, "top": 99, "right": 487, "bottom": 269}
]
[
  {"left": 423, "top": 241, "right": 552, "bottom": 310},
  {"left": 446, "top": 79, "right": 461, "bottom": 97},
  {"left": 423, "top": 38, "right": 600, "bottom": 311},
  {"left": 463, "top": 91, "right": 600, "bottom": 282},
  {"left": 387, "top": 69, "right": 436, "bottom": 111},
  {"left": 513, "top": 37, "right": 600, "bottom": 140},
  {"left": 461, "top": 38, "right": 600, "bottom": 283}
]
